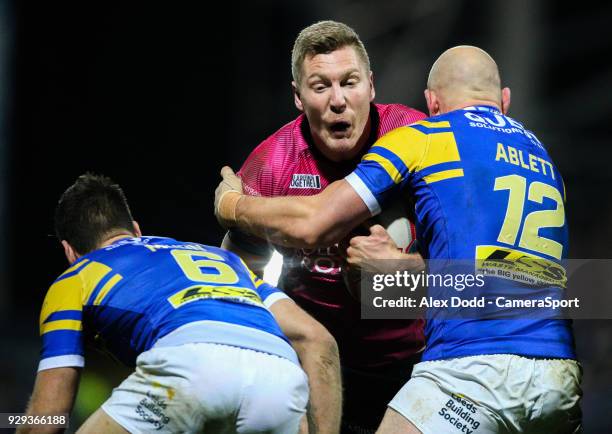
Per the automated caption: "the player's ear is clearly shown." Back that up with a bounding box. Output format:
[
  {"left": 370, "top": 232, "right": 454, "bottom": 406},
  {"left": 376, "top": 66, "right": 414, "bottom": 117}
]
[
  {"left": 501, "top": 87, "right": 511, "bottom": 114},
  {"left": 292, "top": 81, "right": 304, "bottom": 112},
  {"left": 424, "top": 89, "right": 440, "bottom": 116},
  {"left": 132, "top": 221, "right": 142, "bottom": 237},
  {"left": 61, "top": 240, "right": 79, "bottom": 264},
  {"left": 369, "top": 70, "right": 376, "bottom": 102}
]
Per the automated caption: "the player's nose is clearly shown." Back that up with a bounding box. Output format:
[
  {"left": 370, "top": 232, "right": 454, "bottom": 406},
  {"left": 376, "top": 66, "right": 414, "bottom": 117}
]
[{"left": 329, "top": 83, "right": 346, "bottom": 114}]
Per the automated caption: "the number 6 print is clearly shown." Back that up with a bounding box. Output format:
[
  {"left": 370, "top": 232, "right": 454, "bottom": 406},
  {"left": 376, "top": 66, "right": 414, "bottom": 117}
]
[{"left": 171, "top": 249, "right": 240, "bottom": 284}]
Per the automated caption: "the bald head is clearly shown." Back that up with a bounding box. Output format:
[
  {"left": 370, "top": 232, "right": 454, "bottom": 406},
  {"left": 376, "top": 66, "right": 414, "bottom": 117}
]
[{"left": 426, "top": 46, "right": 508, "bottom": 114}]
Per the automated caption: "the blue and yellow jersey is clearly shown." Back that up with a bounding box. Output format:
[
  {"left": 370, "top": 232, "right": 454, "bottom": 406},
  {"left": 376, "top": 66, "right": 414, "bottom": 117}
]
[
  {"left": 38, "top": 236, "right": 295, "bottom": 371},
  {"left": 346, "top": 105, "right": 575, "bottom": 361}
]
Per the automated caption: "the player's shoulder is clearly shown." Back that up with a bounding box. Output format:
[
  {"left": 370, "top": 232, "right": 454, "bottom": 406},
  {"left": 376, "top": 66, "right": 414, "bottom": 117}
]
[
  {"left": 242, "top": 115, "right": 307, "bottom": 167},
  {"left": 67, "top": 236, "right": 175, "bottom": 272},
  {"left": 239, "top": 114, "right": 310, "bottom": 196},
  {"left": 52, "top": 257, "right": 90, "bottom": 286},
  {"left": 404, "top": 114, "right": 454, "bottom": 136},
  {"left": 373, "top": 120, "right": 430, "bottom": 150},
  {"left": 163, "top": 240, "right": 245, "bottom": 267},
  {"left": 367, "top": 117, "right": 436, "bottom": 169},
  {"left": 374, "top": 103, "right": 427, "bottom": 136},
  {"left": 193, "top": 243, "right": 251, "bottom": 275},
  {"left": 84, "top": 236, "right": 165, "bottom": 258}
]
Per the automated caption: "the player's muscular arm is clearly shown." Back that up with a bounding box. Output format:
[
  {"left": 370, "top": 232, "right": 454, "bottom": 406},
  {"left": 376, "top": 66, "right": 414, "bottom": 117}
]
[
  {"left": 270, "top": 299, "right": 342, "bottom": 434},
  {"left": 17, "top": 368, "right": 80, "bottom": 434},
  {"left": 221, "top": 232, "right": 272, "bottom": 277},
  {"left": 215, "top": 167, "right": 371, "bottom": 249}
]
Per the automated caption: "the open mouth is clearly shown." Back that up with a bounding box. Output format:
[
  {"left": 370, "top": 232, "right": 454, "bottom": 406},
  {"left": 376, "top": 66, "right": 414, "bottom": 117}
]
[{"left": 329, "top": 121, "right": 351, "bottom": 134}]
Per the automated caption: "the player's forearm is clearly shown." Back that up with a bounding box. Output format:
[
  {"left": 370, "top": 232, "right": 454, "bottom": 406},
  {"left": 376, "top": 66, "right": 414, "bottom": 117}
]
[
  {"left": 234, "top": 195, "right": 330, "bottom": 248},
  {"left": 17, "top": 368, "right": 79, "bottom": 434},
  {"left": 293, "top": 336, "right": 342, "bottom": 434},
  {"left": 18, "top": 399, "right": 71, "bottom": 434},
  {"left": 361, "top": 253, "right": 426, "bottom": 274},
  {"left": 220, "top": 232, "right": 271, "bottom": 277},
  {"left": 232, "top": 180, "right": 370, "bottom": 248},
  {"left": 400, "top": 252, "right": 426, "bottom": 272},
  {"left": 15, "top": 418, "right": 66, "bottom": 434}
]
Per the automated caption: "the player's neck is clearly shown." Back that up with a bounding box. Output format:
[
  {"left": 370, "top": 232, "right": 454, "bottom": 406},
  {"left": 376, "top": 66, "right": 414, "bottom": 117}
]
[
  {"left": 445, "top": 99, "right": 502, "bottom": 113},
  {"left": 99, "top": 233, "right": 136, "bottom": 248},
  {"left": 355, "top": 116, "right": 372, "bottom": 155},
  {"left": 67, "top": 233, "right": 134, "bottom": 264}
]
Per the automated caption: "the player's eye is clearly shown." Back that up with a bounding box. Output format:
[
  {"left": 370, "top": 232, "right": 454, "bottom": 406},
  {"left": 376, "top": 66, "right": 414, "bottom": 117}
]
[
  {"left": 343, "top": 77, "right": 359, "bottom": 87},
  {"left": 312, "top": 84, "right": 327, "bottom": 92}
]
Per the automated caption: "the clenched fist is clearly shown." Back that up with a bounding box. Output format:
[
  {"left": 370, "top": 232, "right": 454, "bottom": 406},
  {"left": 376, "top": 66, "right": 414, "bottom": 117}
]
[{"left": 214, "top": 166, "right": 243, "bottom": 228}]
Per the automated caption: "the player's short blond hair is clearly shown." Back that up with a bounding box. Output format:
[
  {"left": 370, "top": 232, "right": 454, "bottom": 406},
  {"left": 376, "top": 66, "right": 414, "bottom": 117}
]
[{"left": 291, "top": 20, "right": 370, "bottom": 85}]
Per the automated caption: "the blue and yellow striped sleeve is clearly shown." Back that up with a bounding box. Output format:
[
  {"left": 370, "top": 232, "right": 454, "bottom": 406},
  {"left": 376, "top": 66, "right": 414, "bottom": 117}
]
[
  {"left": 38, "top": 261, "right": 87, "bottom": 371},
  {"left": 346, "top": 125, "right": 428, "bottom": 214},
  {"left": 346, "top": 120, "right": 464, "bottom": 214},
  {"left": 241, "top": 259, "right": 289, "bottom": 309}
]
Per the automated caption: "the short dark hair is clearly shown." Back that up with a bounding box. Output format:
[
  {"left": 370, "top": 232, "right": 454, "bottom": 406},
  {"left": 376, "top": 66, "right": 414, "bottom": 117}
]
[
  {"left": 291, "top": 20, "right": 370, "bottom": 85},
  {"left": 55, "top": 173, "right": 135, "bottom": 255}
]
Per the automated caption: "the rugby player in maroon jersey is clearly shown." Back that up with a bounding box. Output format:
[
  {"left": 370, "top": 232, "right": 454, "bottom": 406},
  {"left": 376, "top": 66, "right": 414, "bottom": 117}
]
[{"left": 222, "top": 21, "right": 426, "bottom": 433}]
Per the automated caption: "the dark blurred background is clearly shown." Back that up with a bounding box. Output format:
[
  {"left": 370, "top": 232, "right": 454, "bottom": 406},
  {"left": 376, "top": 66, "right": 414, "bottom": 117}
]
[{"left": 1, "top": 1, "right": 611, "bottom": 432}]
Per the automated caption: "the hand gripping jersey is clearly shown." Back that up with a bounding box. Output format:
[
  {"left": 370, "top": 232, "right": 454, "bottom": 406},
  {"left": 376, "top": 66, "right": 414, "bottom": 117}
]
[
  {"left": 233, "top": 104, "right": 427, "bottom": 368},
  {"left": 347, "top": 105, "right": 576, "bottom": 361},
  {"left": 38, "top": 237, "right": 296, "bottom": 371}
]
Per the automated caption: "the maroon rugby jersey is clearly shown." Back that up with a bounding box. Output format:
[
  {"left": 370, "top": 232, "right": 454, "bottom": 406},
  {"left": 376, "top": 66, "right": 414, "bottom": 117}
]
[{"left": 236, "top": 103, "right": 426, "bottom": 368}]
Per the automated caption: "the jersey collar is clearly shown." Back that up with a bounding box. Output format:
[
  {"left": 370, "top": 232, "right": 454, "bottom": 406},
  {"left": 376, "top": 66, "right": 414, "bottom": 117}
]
[{"left": 463, "top": 105, "right": 501, "bottom": 114}]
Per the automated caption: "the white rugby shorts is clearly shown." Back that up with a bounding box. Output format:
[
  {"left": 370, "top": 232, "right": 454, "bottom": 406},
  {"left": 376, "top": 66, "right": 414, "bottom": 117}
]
[
  {"left": 101, "top": 342, "right": 309, "bottom": 433},
  {"left": 388, "top": 354, "right": 582, "bottom": 434}
]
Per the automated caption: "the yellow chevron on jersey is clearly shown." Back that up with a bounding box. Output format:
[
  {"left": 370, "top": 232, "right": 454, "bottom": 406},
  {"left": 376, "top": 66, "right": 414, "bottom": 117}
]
[
  {"left": 423, "top": 168, "right": 465, "bottom": 184},
  {"left": 362, "top": 121, "right": 463, "bottom": 187},
  {"left": 41, "top": 319, "right": 82, "bottom": 334},
  {"left": 412, "top": 119, "right": 451, "bottom": 129},
  {"left": 363, "top": 152, "right": 403, "bottom": 184},
  {"left": 39, "top": 259, "right": 125, "bottom": 344},
  {"left": 93, "top": 273, "right": 123, "bottom": 305},
  {"left": 362, "top": 126, "right": 427, "bottom": 184},
  {"left": 40, "top": 274, "right": 82, "bottom": 332},
  {"left": 79, "top": 261, "right": 113, "bottom": 304},
  {"left": 57, "top": 258, "right": 90, "bottom": 278},
  {"left": 418, "top": 131, "right": 461, "bottom": 171}
]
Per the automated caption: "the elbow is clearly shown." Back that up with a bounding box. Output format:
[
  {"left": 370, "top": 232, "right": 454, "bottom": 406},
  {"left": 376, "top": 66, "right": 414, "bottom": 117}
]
[
  {"left": 280, "top": 194, "right": 350, "bottom": 248},
  {"left": 314, "top": 327, "right": 338, "bottom": 356},
  {"left": 289, "top": 216, "right": 342, "bottom": 249},
  {"left": 291, "top": 226, "right": 325, "bottom": 249},
  {"left": 296, "top": 322, "right": 339, "bottom": 359}
]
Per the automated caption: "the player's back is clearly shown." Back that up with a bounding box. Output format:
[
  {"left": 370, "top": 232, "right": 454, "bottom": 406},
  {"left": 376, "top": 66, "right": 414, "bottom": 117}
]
[
  {"left": 354, "top": 105, "right": 575, "bottom": 362},
  {"left": 408, "top": 107, "right": 564, "bottom": 257},
  {"left": 416, "top": 106, "right": 573, "bottom": 360},
  {"left": 420, "top": 106, "right": 572, "bottom": 360},
  {"left": 39, "top": 237, "right": 295, "bottom": 370}
]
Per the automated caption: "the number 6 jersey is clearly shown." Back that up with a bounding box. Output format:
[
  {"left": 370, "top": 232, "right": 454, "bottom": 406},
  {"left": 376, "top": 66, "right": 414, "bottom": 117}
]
[{"left": 38, "top": 237, "right": 297, "bottom": 371}]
